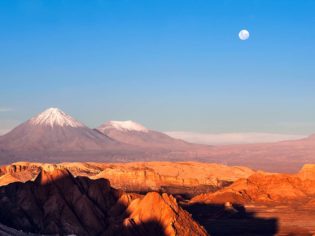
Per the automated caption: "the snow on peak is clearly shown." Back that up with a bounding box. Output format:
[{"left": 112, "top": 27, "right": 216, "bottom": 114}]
[
  {"left": 99, "top": 120, "right": 149, "bottom": 133},
  {"left": 29, "top": 108, "right": 85, "bottom": 128}
]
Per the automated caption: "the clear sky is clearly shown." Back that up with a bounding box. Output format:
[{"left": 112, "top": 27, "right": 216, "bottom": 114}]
[{"left": 1, "top": 0, "right": 315, "bottom": 136}]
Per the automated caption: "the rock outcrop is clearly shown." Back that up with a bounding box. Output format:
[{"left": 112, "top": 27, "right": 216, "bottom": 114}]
[
  {"left": 91, "top": 162, "right": 254, "bottom": 195},
  {"left": 0, "top": 168, "right": 208, "bottom": 236},
  {"left": 120, "top": 192, "right": 208, "bottom": 236},
  {"left": 187, "top": 165, "right": 315, "bottom": 236},
  {"left": 0, "top": 161, "right": 255, "bottom": 197},
  {"left": 191, "top": 170, "right": 315, "bottom": 205},
  {"left": 298, "top": 164, "right": 315, "bottom": 180}
]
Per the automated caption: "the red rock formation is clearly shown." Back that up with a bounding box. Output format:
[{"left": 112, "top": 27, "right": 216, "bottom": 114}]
[
  {"left": 191, "top": 171, "right": 315, "bottom": 205},
  {"left": 187, "top": 167, "right": 315, "bottom": 236},
  {"left": 0, "top": 161, "right": 255, "bottom": 198},
  {"left": 121, "top": 192, "right": 207, "bottom": 236},
  {"left": 0, "top": 168, "right": 208, "bottom": 236},
  {"left": 298, "top": 164, "right": 315, "bottom": 180}
]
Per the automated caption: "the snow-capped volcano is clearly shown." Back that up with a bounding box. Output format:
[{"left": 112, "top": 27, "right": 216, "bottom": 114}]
[
  {"left": 29, "top": 108, "right": 85, "bottom": 128},
  {"left": 98, "top": 120, "right": 149, "bottom": 133},
  {"left": 0, "top": 108, "right": 118, "bottom": 153},
  {"left": 97, "top": 120, "right": 191, "bottom": 149}
]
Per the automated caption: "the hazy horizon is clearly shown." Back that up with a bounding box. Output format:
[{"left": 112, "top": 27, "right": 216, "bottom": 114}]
[{"left": 0, "top": 106, "right": 308, "bottom": 145}]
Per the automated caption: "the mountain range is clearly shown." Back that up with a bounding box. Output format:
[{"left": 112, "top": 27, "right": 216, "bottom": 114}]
[
  {"left": 0, "top": 107, "right": 315, "bottom": 172},
  {"left": 0, "top": 108, "right": 204, "bottom": 165}
]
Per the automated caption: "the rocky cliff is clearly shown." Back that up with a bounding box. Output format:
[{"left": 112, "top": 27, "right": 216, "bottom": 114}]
[
  {"left": 191, "top": 166, "right": 315, "bottom": 205},
  {"left": 0, "top": 161, "right": 255, "bottom": 197},
  {"left": 0, "top": 168, "right": 208, "bottom": 236}
]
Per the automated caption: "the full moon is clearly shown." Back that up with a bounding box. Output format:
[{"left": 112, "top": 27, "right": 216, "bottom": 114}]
[{"left": 239, "top": 29, "right": 250, "bottom": 40}]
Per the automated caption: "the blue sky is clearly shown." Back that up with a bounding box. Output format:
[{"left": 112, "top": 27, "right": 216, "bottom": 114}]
[{"left": 1, "top": 0, "right": 315, "bottom": 136}]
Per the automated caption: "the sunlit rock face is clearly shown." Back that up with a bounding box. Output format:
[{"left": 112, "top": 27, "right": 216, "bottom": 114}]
[
  {"left": 298, "top": 164, "right": 315, "bottom": 180},
  {"left": 0, "top": 168, "right": 208, "bottom": 236},
  {"left": 191, "top": 167, "right": 315, "bottom": 205},
  {"left": 0, "top": 161, "right": 255, "bottom": 197},
  {"left": 187, "top": 165, "right": 315, "bottom": 236}
]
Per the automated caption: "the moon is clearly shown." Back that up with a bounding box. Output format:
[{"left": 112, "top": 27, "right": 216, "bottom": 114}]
[{"left": 239, "top": 29, "right": 250, "bottom": 40}]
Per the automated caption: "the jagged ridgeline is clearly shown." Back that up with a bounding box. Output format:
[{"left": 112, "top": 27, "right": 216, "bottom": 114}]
[{"left": 0, "top": 167, "right": 208, "bottom": 236}]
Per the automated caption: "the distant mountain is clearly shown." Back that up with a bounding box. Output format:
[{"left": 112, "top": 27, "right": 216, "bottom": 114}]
[
  {"left": 1, "top": 108, "right": 315, "bottom": 173},
  {"left": 97, "top": 120, "right": 193, "bottom": 150},
  {"left": 0, "top": 108, "right": 204, "bottom": 165},
  {"left": 0, "top": 108, "right": 118, "bottom": 152}
]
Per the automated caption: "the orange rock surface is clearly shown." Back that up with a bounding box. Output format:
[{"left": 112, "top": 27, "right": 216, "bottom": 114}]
[
  {"left": 121, "top": 192, "right": 208, "bottom": 236},
  {"left": 0, "top": 168, "right": 208, "bottom": 236},
  {"left": 0, "top": 161, "right": 255, "bottom": 195},
  {"left": 191, "top": 165, "right": 315, "bottom": 205}
]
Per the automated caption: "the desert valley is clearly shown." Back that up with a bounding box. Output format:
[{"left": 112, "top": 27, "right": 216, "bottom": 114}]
[
  {"left": 1, "top": 1, "right": 314, "bottom": 235},
  {"left": 0, "top": 161, "right": 315, "bottom": 235},
  {"left": 0, "top": 108, "right": 315, "bottom": 235}
]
